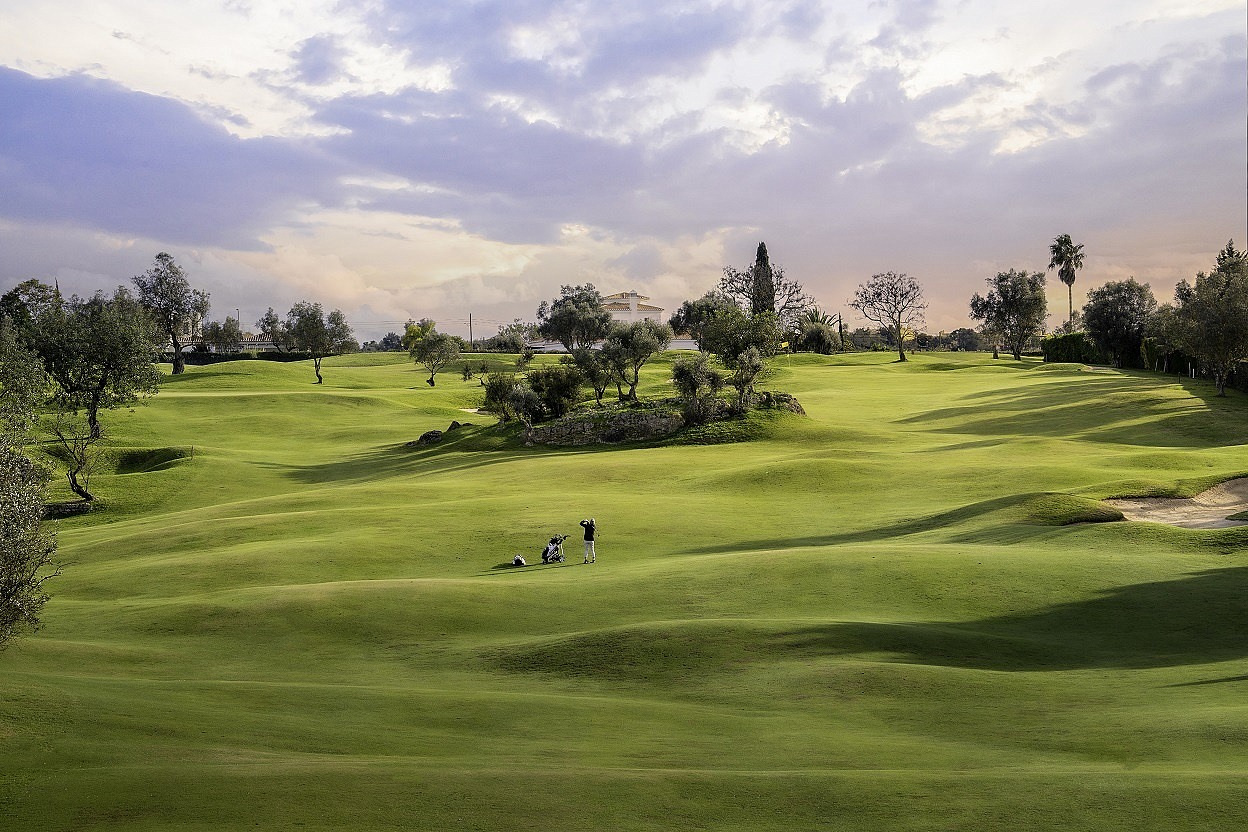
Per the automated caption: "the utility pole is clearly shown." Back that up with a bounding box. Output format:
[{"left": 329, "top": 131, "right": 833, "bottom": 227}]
[{"left": 468, "top": 313, "right": 473, "bottom": 351}]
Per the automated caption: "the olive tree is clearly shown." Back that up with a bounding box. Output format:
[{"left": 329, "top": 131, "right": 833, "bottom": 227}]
[
  {"left": 526, "top": 365, "right": 585, "bottom": 418},
  {"left": 671, "top": 352, "right": 724, "bottom": 423},
  {"left": 850, "top": 272, "right": 926, "bottom": 362},
  {"left": 256, "top": 307, "right": 292, "bottom": 352},
  {"left": 0, "top": 279, "right": 60, "bottom": 340},
  {"left": 728, "top": 346, "right": 766, "bottom": 411},
  {"left": 969, "top": 270, "right": 1048, "bottom": 360},
  {"left": 31, "top": 288, "right": 162, "bottom": 439},
  {"left": 1082, "top": 278, "right": 1156, "bottom": 368},
  {"left": 0, "top": 325, "right": 58, "bottom": 646},
  {"left": 285, "top": 302, "right": 356, "bottom": 384},
  {"left": 411, "top": 330, "right": 461, "bottom": 387},
  {"left": 698, "top": 307, "right": 784, "bottom": 366},
  {"left": 668, "top": 291, "right": 738, "bottom": 349},
  {"left": 202, "top": 316, "right": 243, "bottom": 353},
  {"left": 132, "top": 252, "right": 210, "bottom": 375},
  {"left": 1171, "top": 240, "right": 1248, "bottom": 395},
  {"left": 570, "top": 348, "right": 612, "bottom": 405},
  {"left": 536, "top": 284, "right": 612, "bottom": 352},
  {"left": 599, "top": 320, "right": 673, "bottom": 402}
]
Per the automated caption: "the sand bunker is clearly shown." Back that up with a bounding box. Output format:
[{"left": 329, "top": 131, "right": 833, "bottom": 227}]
[{"left": 1104, "top": 478, "right": 1248, "bottom": 529}]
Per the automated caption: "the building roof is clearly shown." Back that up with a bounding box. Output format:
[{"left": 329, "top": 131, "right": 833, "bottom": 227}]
[
  {"left": 604, "top": 290, "right": 650, "bottom": 300},
  {"left": 604, "top": 301, "right": 664, "bottom": 312}
]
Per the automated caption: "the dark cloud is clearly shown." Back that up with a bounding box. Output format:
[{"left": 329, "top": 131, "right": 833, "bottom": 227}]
[
  {"left": 0, "top": 68, "right": 340, "bottom": 248},
  {"left": 293, "top": 34, "right": 347, "bottom": 86},
  {"left": 361, "top": 1, "right": 750, "bottom": 110},
  {"left": 315, "top": 86, "right": 646, "bottom": 241}
]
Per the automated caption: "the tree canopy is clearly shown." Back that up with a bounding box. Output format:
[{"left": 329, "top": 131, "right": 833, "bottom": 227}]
[
  {"left": 1, "top": 327, "right": 59, "bottom": 645},
  {"left": 1170, "top": 240, "right": 1248, "bottom": 395},
  {"left": 0, "top": 279, "right": 60, "bottom": 339},
  {"left": 202, "top": 316, "right": 242, "bottom": 353},
  {"left": 600, "top": 320, "right": 673, "bottom": 402},
  {"left": 969, "top": 269, "right": 1048, "bottom": 360},
  {"left": 850, "top": 272, "right": 926, "bottom": 362},
  {"left": 698, "top": 307, "right": 784, "bottom": 367},
  {"left": 256, "top": 307, "right": 292, "bottom": 352},
  {"left": 536, "top": 284, "right": 612, "bottom": 352},
  {"left": 411, "top": 327, "right": 461, "bottom": 387},
  {"left": 285, "top": 302, "right": 356, "bottom": 384},
  {"left": 1082, "top": 278, "right": 1156, "bottom": 368},
  {"left": 668, "top": 291, "right": 738, "bottom": 349},
  {"left": 30, "top": 287, "right": 162, "bottom": 438},
  {"left": 132, "top": 252, "right": 210, "bottom": 375}
]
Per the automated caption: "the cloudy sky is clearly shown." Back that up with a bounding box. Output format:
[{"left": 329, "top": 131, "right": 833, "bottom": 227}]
[{"left": 1, "top": 1, "right": 1244, "bottom": 340}]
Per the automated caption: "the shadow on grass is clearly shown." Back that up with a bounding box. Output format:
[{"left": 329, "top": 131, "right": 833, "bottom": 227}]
[
  {"left": 897, "top": 373, "right": 1247, "bottom": 448},
  {"left": 253, "top": 425, "right": 602, "bottom": 485},
  {"left": 1165, "top": 674, "right": 1248, "bottom": 688},
  {"left": 678, "top": 494, "right": 1035, "bottom": 554},
  {"left": 782, "top": 566, "right": 1248, "bottom": 671}
]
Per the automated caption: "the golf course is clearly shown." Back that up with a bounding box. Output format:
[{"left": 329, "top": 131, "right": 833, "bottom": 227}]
[{"left": 3, "top": 350, "right": 1246, "bottom": 831}]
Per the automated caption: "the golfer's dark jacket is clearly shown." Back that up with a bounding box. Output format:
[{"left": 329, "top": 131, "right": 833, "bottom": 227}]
[{"left": 580, "top": 520, "right": 596, "bottom": 541}]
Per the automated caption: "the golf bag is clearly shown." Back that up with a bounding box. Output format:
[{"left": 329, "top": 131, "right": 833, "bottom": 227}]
[{"left": 541, "top": 534, "right": 569, "bottom": 564}]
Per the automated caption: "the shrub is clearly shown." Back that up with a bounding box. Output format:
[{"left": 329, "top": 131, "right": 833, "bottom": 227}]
[
  {"left": 526, "top": 365, "right": 585, "bottom": 419},
  {"left": 482, "top": 373, "right": 520, "bottom": 421},
  {"left": 671, "top": 353, "right": 724, "bottom": 423},
  {"left": 1041, "top": 332, "right": 1107, "bottom": 365}
]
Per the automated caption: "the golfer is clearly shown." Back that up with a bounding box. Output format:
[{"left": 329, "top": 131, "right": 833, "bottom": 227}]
[{"left": 580, "top": 518, "right": 596, "bottom": 564}]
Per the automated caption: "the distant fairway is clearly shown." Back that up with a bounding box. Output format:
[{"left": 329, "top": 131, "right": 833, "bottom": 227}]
[{"left": 3, "top": 351, "right": 1246, "bottom": 831}]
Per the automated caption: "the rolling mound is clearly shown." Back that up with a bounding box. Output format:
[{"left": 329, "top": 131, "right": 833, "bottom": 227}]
[{"left": 7, "top": 352, "right": 1247, "bottom": 832}]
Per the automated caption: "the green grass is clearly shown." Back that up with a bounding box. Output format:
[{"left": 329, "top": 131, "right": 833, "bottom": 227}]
[{"left": 4, "top": 351, "right": 1247, "bottom": 831}]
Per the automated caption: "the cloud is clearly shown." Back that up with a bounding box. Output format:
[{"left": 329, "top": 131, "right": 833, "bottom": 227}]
[
  {"left": 292, "top": 34, "right": 348, "bottom": 86},
  {"left": 0, "top": 1, "right": 1243, "bottom": 339},
  {"left": 0, "top": 68, "right": 341, "bottom": 248}
]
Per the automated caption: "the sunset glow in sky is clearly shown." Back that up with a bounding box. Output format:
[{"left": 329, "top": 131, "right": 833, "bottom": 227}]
[{"left": 2, "top": 1, "right": 1244, "bottom": 339}]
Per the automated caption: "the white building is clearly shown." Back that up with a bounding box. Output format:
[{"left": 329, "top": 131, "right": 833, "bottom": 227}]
[{"left": 603, "top": 290, "right": 664, "bottom": 324}]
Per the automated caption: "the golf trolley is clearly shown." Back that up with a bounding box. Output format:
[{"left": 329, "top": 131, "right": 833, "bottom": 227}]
[{"left": 541, "top": 534, "right": 569, "bottom": 564}]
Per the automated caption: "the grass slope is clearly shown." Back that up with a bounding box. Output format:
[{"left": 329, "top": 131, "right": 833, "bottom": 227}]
[{"left": 3, "top": 352, "right": 1246, "bottom": 831}]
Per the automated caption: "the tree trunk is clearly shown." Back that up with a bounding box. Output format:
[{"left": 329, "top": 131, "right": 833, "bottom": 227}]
[
  {"left": 88, "top": 392, "right": 102, "bottom": 439},
  {"left": 313, "top": 357, "right": 323, "bottom": 384},
  {"left": 171, "top": 334, "right": 186, "bottom": 375},
  {"left": 1067, "top": 284, "right": 1073, "bottom": 327},
  {"left": 66, "top": 466, "right": 93, "bottom": 501},
  {"left": 895, "top": 327, "right": 906, "bottom": 362}
]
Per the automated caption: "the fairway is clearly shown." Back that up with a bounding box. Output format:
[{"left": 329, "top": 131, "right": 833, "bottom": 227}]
[{"left": 4, "top": 351, "right": 1247, "bottom": 831}]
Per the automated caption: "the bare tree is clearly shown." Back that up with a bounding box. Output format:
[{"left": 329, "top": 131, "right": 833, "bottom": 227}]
[
  {"left": 850, "top": 272, "right": 926, "bottom": 362},
  {"left": 49, "top": 411, "right": 104, "bottom": 502}
]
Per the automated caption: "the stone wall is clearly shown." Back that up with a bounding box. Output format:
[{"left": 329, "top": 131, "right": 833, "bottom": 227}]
[{"left": 529, "top": 410, "right": 685, "bottom": 446}]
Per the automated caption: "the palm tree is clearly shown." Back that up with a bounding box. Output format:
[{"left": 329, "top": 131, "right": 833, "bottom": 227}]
[{"left": 1048, "top": 233, "right": 1085, "bottom": 327}]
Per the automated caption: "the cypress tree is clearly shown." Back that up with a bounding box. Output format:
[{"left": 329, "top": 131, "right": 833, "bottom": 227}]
[{"left": 750, "top": 242, "right": 776, "bottom": 316}]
